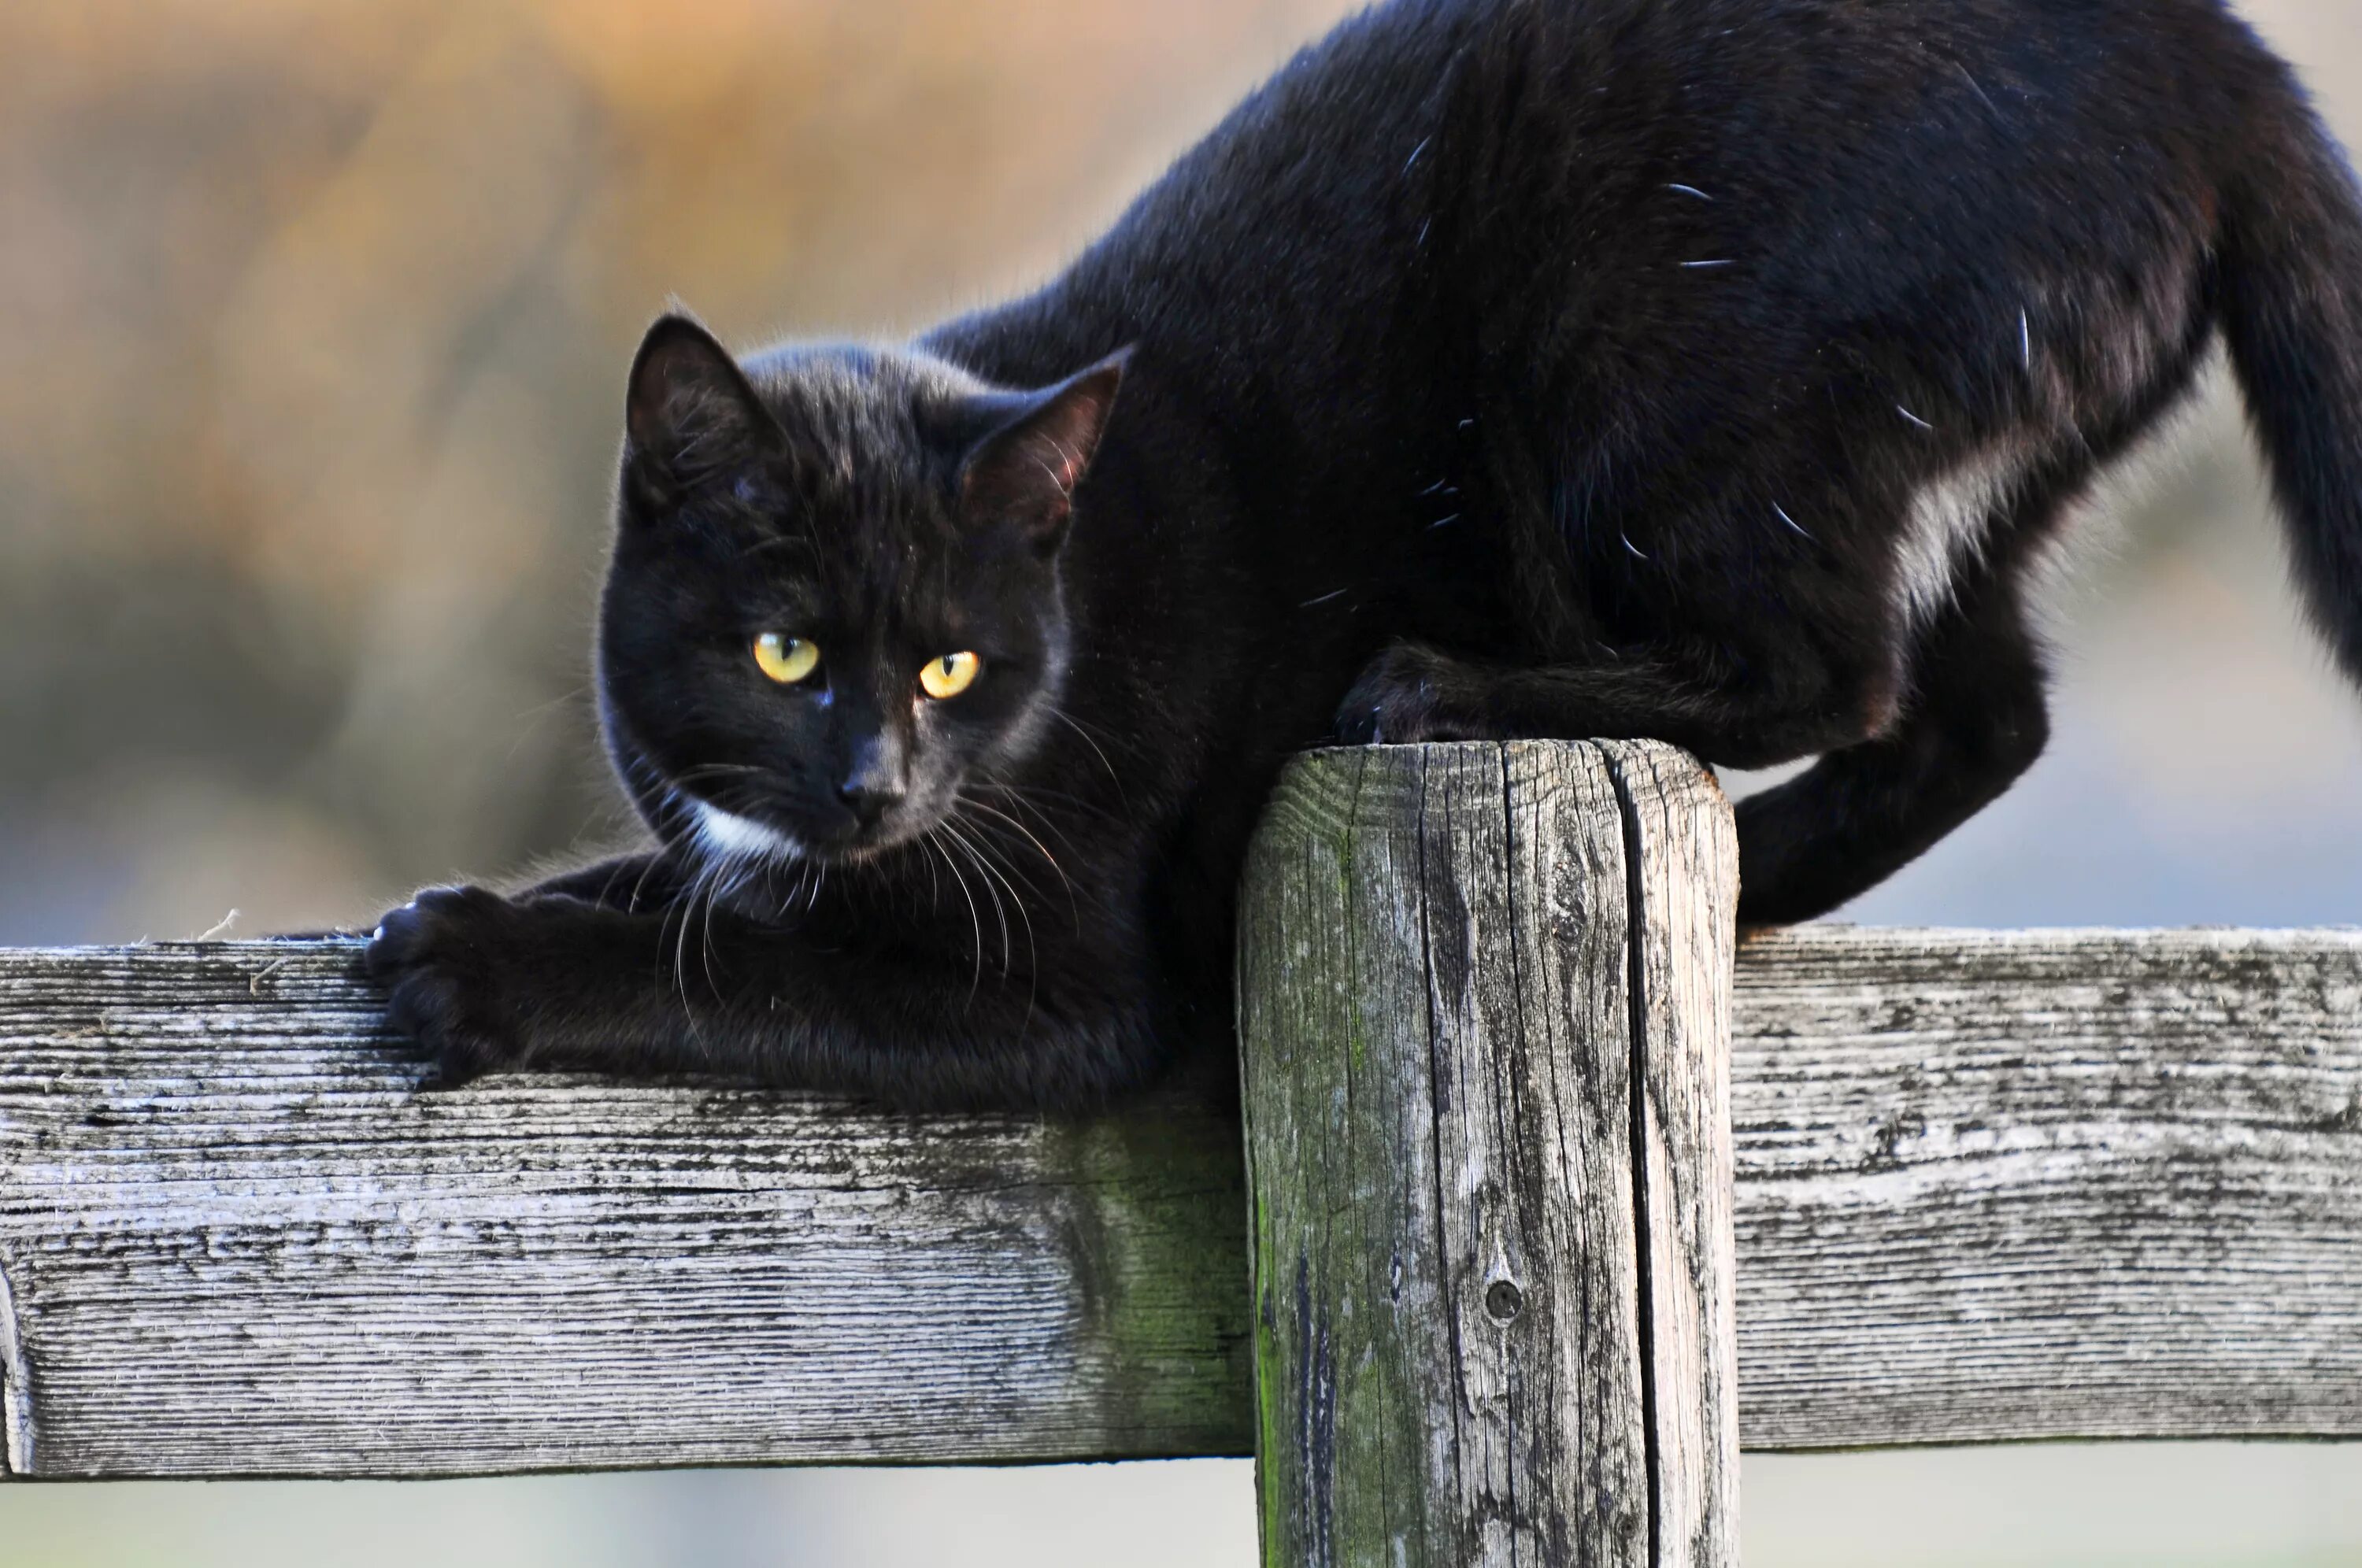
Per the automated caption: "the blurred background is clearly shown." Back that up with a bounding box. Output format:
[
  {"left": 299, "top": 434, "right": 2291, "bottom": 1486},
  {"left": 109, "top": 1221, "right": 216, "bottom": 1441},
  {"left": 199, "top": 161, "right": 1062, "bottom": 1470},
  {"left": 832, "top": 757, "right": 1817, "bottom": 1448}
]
[{"left": 2, "top": 0, "right": 2359, "bottom": 1562}]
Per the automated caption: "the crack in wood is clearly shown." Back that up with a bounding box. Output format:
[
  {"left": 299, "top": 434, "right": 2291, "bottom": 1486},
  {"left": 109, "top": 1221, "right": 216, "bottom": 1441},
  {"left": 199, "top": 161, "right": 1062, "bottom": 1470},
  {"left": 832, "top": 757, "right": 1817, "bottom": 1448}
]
[{"left": 1607, "top": 756, "right": 1668, "bottom": 1568}]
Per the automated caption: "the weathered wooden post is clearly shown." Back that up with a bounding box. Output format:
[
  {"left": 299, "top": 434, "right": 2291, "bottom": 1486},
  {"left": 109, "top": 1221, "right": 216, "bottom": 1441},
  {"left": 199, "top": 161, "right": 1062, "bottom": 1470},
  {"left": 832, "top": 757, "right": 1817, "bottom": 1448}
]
[{"left": 1236, "top": 740, "right": 1740, "bottom": 1567}]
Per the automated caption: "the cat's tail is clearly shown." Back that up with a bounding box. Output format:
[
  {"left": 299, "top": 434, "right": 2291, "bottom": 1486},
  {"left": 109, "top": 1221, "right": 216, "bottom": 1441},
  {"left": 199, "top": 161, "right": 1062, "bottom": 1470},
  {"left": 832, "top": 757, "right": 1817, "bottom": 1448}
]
[{"left": 2217, "top": 93, "right": 2362, "bottom": 688}]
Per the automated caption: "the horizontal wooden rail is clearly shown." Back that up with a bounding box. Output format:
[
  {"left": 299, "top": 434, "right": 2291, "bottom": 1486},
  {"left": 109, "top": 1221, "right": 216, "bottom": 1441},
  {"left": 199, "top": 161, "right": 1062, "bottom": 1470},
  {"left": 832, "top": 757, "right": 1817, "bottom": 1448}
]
[
  {"left": 1735, "top": 927, "right": 2362, "bottom": 1448},
  {"left": 2, "top": 926, "right": 2360, "bottom": 1477}
]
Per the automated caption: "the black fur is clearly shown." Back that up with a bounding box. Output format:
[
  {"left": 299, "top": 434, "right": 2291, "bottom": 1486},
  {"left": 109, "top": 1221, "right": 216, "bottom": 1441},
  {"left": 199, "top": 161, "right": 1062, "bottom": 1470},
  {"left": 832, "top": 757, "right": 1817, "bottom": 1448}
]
[{"left": 369, "top": 0, "right": 2362, "bottom": 1107}]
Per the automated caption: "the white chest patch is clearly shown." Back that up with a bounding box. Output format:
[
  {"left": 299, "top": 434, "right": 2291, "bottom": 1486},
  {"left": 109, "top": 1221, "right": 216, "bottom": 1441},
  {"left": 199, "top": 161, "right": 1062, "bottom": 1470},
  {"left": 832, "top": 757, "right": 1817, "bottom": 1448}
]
[
  {"left": 1893, "top": 449, "right": 2023, "bottom": 634},
  {"left": 692, "top": 799, "right": 802, "bottom": 866}
]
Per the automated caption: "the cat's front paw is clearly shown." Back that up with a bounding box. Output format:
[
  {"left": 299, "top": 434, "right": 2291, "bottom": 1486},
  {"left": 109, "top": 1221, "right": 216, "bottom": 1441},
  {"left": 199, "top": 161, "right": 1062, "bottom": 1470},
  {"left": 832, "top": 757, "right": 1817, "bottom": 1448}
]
[
  {"left": 365, "top": 886, "right": 531, "bottom": 1089},
  {"left": 1335, "top": 642, "right": 1476, "bottom": 745}
]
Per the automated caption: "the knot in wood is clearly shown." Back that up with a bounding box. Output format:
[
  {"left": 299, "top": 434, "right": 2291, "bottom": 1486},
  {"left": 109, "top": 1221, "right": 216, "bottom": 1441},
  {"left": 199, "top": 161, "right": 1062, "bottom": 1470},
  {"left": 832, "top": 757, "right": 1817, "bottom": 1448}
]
[{"left": 1483, "top": 1278, "right": 1523, "bottom": 1325}]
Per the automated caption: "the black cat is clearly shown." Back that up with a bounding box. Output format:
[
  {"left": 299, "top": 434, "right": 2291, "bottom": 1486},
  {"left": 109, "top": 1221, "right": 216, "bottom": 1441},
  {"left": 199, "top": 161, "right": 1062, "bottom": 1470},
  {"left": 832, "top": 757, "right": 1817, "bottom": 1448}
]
[{"left": 369, "top": 0, "right": 2362, "bottom": 1108}]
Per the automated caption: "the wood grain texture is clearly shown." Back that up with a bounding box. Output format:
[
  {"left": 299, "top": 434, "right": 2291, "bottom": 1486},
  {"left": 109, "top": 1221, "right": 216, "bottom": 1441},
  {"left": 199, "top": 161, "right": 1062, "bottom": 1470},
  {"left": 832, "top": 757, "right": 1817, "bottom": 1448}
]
[
  {"left": 1602, "top": 743, "right": 1742, "bottom": 1564},
  {"left": 1236, "top": 741, "right": 1739, "bottom": 1567},
  {"left": 3, "top": 900, "right": 2361, "bottom": 1477},
  {"left": 0, "top": 942, "right": 1249, "bottom": 1477},
  {"left": 1730, "top": 925, "right": 2362, "bottom": 1449}
]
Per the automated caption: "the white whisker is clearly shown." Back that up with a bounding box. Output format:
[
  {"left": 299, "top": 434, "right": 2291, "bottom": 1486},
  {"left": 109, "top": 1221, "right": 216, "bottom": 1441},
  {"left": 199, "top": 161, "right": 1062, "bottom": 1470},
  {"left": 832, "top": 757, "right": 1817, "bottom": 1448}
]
[
  {"left": 927, "top": 832, "right": 985, "bottom": 1001},
  {"left": 944, "top": 815, "right": 1039, "bottom": 1030},
  {"left": 958, "top": 793, "right": 1076, "bottom": 914},
  {"left": 1047, "top": 707, "right": 1127, "bottom": 804},
  {"left": 1954, "top": 61, "right": 1999, "bottom": 115},
  {"left": 942, "top": 819, "right": 1015, "bottom": 976}
]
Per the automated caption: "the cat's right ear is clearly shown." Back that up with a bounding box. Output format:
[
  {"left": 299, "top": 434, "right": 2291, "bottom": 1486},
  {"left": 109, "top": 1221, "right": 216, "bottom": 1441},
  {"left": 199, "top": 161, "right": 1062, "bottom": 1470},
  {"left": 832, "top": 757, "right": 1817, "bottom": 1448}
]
[
  {"left": 621, "top": 313, "right": 773, "bottom": 512},
  {"left": 954, "top": 349, "right": 1129, "bottom": 556}
]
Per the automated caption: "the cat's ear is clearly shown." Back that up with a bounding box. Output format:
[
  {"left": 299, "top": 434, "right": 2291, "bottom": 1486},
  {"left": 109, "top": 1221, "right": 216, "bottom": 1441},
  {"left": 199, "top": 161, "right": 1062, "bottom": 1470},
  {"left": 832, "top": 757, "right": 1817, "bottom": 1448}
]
[
  {"left": 956, "top": 349, "right": 1130, "bottom": 553},
  {"left": 622, "top": 313, "right": 775, "bottom": 508}
]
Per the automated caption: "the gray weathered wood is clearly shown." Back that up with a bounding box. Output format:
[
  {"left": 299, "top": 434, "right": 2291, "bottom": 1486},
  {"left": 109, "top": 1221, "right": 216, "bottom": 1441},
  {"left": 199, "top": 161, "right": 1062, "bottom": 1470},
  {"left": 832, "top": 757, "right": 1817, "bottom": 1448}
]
[
  {"left": 1235, "top": 741, "right": 1741, "bottom": 1567},
  {"left": 1730, "top": 924, "right": 2362, "bottom": 1448},
  {"left": 4, "top": 865, "right": 2362, "bottom": 1477},
  {"left": 0, "top": 941, "right": 1249, "bottom": 1477},
  {"left": 1607, "top": 743, "right": 1742, "bottom": 1564}
]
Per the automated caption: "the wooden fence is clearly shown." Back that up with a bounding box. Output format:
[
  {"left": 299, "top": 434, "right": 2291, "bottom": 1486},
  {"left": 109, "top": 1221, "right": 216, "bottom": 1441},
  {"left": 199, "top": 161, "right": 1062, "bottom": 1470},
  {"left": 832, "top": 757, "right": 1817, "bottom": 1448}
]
[{"left": 2, "top": 741, "right": 2357, "bottom": 1565}]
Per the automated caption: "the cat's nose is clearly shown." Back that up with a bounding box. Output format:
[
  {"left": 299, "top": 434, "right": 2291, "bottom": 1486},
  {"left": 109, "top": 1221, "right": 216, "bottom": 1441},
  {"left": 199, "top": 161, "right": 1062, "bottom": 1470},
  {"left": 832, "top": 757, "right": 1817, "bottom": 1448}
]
[
  {"left": 835, "top": 779, "right": 904, "bottom": 830},
  {"left": 835, "top": 732, "right": 908, "bottom": 832}
]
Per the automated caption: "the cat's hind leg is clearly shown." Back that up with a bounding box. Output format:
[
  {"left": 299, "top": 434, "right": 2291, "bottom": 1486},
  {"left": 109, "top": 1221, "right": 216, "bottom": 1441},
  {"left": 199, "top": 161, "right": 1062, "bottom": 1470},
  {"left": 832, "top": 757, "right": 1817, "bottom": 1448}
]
[
  {"left": 1336, "top": 542, "right": 2053, "bottom": 926},
  {"left": 1334, "top": 634, "right": 1894, "bottom": 768},
  {"left": 1732, "top": 560, "right": 2049, "bottom": 926}
]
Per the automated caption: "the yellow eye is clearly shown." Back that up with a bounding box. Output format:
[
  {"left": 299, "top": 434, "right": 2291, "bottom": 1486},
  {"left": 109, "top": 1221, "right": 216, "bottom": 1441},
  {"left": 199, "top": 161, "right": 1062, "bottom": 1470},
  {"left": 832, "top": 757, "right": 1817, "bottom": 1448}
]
[
  {"left": 919, "top": 650, "right": 981, "bottom": 700},
  {"left": 753, "top": 633, "right": 820, "bottom": 685}
]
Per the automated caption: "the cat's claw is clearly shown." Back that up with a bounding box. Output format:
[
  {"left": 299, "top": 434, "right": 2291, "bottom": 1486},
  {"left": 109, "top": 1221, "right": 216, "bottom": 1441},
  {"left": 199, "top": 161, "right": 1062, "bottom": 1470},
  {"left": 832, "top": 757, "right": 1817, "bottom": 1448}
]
[{"left": 365, "top": 886, "right": 529, "bottom": 1089}]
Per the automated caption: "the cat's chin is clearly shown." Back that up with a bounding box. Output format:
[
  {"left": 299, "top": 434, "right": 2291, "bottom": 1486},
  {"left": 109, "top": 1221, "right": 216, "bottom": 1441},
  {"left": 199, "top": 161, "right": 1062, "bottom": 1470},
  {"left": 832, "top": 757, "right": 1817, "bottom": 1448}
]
[
  {"left": 689, "top": 798, "right": 807, "bottom": 867},
  {"left": 686, "top": 795, "right": 931, "bottom": 868}
]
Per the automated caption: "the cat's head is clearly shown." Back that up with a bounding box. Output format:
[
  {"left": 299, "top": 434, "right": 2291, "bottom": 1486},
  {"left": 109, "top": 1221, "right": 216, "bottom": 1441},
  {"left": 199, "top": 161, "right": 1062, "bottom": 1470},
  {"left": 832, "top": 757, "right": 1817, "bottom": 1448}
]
[{"left": 597, "top": 313, "right": 1125, "bottom": 869}]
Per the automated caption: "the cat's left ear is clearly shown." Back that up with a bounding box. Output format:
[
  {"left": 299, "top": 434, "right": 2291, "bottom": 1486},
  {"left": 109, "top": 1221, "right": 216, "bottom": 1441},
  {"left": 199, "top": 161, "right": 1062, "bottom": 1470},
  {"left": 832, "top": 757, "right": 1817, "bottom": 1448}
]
[{"left": 956, "top": 349, "right": 1131, "bottom": 553}]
